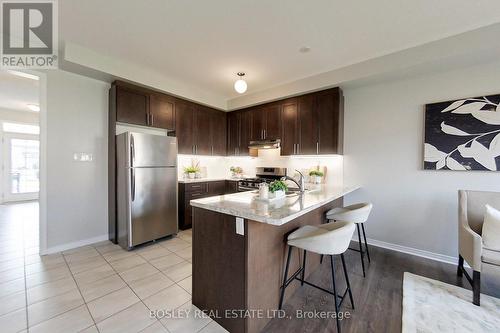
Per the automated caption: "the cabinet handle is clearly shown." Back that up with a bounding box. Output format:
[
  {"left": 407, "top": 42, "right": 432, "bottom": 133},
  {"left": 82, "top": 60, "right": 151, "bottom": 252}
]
[
  {"left": 151, "top": 114, "right": 154, "bottom": 126},
  {"left": 264, "top": 129, "right": 266, "bottom": 139},
  {"left": 316, "top": 142, "right": 319, "bottom": 154},
  {"left": 293, "top": 144, "right": 296, "bottom": 155},
  {"left": 211, "top": 146, "right": 214, "bottom": 155},
  {"left": 297, "top": 143, "right": 300, "bottom": 154}
]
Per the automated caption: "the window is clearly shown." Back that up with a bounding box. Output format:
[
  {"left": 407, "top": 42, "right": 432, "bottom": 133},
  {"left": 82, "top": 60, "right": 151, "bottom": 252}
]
[{"left": 2, "top": 122, "right": 40, "bottom": 135}]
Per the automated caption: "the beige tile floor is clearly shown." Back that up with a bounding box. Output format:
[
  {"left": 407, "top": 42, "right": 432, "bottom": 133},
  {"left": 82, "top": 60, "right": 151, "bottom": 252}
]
[{"left": 0, "top": 202, "right": 228, "bottom": 333}]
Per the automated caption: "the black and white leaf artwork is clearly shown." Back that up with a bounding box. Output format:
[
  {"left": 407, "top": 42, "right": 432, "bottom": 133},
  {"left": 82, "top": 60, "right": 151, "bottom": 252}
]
[{"left": 424, "top": 94, "right": 500, "bottom": 171}]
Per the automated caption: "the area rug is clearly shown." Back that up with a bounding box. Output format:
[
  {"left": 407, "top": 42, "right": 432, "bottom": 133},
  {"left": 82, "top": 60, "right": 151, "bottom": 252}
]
[{"left": 402, "top": 272, "right": 500, "bottom": 333}]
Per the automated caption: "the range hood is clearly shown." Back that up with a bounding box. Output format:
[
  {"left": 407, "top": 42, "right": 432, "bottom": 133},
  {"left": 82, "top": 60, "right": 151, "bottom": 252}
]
[{"left": 248, "top": 139, "right": 281, "bottom": 149}]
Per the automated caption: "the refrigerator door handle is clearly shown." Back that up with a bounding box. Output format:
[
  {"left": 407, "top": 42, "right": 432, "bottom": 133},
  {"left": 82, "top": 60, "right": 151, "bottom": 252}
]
[
  {"left": 130, "top": 134, "right": 135, "bottom": 168},
  {"left": 131, "top": 168, "right": 136, "bottom": 202}
]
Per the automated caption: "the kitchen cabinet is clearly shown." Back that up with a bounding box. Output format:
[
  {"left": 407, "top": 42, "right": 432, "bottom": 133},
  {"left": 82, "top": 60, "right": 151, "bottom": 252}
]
[
  {"left": 175, "top": 100, "right": 196, "bottom": 154},
  {"left": 280, "top": 99, "right": 299, "bottom": 156},
  {"left": 178, "top": 180, "right": 234, "bottom": 229},
  {"left": 176, "top": 103, "right": 227, "bottom": 156},
  {"left": 282, "top": 88, "right": 343, "bottom": 155},
  {"left": 150, "top": 93, "right": 175, "bottom": 130},
  {"left": 227, "top": 110, "right": 251, "bottom": 156},
  {"left": 116, "top": 85, "right": 149, "bottom": 126},
  {"left": 225, "top": 180, "right": 239, "bottom": 193},
  {"left": 251, "top": 103, "right": 281, "bottom": 140},
  {"left": 209, "top": 109, "right": 227, "bottom": 156}
]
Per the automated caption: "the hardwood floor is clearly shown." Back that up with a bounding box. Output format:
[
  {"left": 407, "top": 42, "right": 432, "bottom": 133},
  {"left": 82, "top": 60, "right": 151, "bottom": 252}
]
[{"left": 263, "top": 244, "right": 500, "bottom": 333}]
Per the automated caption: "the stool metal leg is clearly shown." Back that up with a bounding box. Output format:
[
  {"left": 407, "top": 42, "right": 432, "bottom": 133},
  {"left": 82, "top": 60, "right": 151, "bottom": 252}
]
[
  {"left": 320, "top": 254, "right": 323, "bottom": 264},
  {"left": 361, "top": 223, "right": 370, "bottom": 263},
  {"left": 357, "top": 224, "right": 366, "bottom": 277},
  {"left": 330, "top": 255, "right": 341, "bottom": 333},
  {"left": 279, "top": 246, "right": 293, "bottom": 310},
  {"left": 301, "top": 250, "right": 307, "bottom": 286},
  {"left": 340, "top": 253, "right": 354, "bottom": 309}
]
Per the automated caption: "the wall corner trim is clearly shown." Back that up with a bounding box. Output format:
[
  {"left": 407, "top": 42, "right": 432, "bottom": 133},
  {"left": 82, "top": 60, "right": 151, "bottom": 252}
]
[{"left": 41, "top": 234, "right": 109, "bottom": 255}]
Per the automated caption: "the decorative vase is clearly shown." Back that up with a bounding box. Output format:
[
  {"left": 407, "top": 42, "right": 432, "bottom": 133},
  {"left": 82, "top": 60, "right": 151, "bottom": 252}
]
[{"left": 188, "top": 173, "right": 195, "bottom": 179}]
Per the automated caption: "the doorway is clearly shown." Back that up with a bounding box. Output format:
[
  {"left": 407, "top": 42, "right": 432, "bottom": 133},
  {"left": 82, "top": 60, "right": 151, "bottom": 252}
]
[{"left": 0, "top": 70, "right": 42, "bottom": 255}]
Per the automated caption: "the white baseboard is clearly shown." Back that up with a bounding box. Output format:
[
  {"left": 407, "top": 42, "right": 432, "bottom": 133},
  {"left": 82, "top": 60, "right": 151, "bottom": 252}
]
[
  {"left": 352, "top": 237, "right": 459, "bottom": 266},
  {"left": 42, "top": 234, "right": 109, "bottom": 255}
]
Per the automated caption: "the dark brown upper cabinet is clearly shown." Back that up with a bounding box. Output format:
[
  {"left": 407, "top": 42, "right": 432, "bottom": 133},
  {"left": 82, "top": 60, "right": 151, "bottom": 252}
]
[
  {"left": 229, "top": 87, "right": 343, "bottom": 156},
  {"left": 210, "top": 109, "right": 227, "bottom": 156},
  {"left": 175, "top": 102, "right": 227, "bottom": 156},
  {"left": 116, "top": 85, "right": 149, "bottom": 126},
  {"left": 227, "top": 110, "right": 251, "bottom": 156},
  {"left": 280, "top": 99, "right": 299, "bottom": 156},
  {"left": 175, "top": 100, "right": 196, "bottom": 154},
  {"left": 251, "top": 103, "right": 281, "bottom": 141},
  {"left": 150, "top": 93, "right": 175, "bottom": 130}
]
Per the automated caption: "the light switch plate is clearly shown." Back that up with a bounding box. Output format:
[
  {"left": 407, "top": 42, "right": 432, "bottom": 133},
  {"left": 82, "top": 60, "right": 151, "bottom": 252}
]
[
  {"left": 73, "top": 153, "right": 93, "bottom": 162},
  {"left": 235, "top": 217, "right": 244, "bottom": 236}
]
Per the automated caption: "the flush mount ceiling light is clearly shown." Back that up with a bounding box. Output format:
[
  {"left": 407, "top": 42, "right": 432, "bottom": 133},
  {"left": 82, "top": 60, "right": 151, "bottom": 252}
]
[
  {"left": 27, "top": 104, "right": 40, "bottom": 112},
  {"left": 234, "top": 72, "right": 247, "bottom": 94}
]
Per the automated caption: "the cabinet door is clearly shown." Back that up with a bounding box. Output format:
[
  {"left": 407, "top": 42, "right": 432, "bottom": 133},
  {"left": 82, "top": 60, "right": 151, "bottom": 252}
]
[
  {"left": 175, "top": 101, "right": 195, "bottom": 154},
  {"left": 263, "top": 103, "right": 281, "bottom": 139},
  {"left": 207, "top": 181, "right": 226, "bottom": 195},
  {"left": 239, "top": 110, "right": 252, "bottom": 156},
  {"left": 150, "top": 94, "right": 175, "bottom": 130},
  {"left": 317, "top": 89, "right": 340, "bottom": 154},
  {"left": 227, "top": 111, "right": 240, "bottom": 156},
  {"left": 250, "top": 108, "right": 265, "bottom": 141},
  {"left": 225, "top": 180, "right": 238, "bottom": 194},
  {"left": 298, "top": 94, "right": 319, "bottom": 155},
  {"left": 116, "top": 86, "right": 149, "bottom": 126},
  {"left": 210, "top": 110, "right": 227, "bottom": 156},
  {"left": 194, "top": 106, "right": 212, "bottom": 155},
  {"left": 281, "top": 100, "right": 298, "bottom": 156}
]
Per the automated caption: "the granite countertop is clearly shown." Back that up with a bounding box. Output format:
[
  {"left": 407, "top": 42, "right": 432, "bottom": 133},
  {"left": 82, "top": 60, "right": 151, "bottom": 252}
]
[
  {"left": 190, "top": 184, "right": 360, "bottom": 226},
  {"left": 178, "top": 177, "right": 243, "bottom": 183}
]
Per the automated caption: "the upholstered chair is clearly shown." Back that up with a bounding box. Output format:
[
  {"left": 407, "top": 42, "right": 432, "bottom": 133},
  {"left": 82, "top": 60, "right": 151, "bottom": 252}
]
[{"left": 457, "top": 190, "right": 500, "bottom": 306}]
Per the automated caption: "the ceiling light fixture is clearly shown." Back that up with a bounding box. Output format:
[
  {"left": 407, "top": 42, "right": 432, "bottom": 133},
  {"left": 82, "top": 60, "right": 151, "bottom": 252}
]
[
  {"left": 27, "top": 104, "right": 40, "bottom": 112},
  {"left": 234, "top": 72, "right": 247, "bottom": 94}
]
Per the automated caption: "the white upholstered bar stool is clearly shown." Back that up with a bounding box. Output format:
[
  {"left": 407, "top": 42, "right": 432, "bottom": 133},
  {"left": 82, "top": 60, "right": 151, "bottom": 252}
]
[
  {"left": 279, "top": 221, "right": 356, "bottom": 333},
  {"left": 322, "top": 203, "right": 373, "bottom": 277}
]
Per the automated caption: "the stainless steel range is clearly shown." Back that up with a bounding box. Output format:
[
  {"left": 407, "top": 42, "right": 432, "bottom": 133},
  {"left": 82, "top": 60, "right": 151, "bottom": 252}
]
[{"left": 237, "top": 167, "right": 287, "bottom": 192}]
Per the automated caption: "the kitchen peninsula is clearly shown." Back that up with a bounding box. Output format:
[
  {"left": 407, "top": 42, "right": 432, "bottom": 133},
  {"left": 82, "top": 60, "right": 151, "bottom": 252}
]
[{"left": 190, "top": 185, "right": 359, "bottom": 333}]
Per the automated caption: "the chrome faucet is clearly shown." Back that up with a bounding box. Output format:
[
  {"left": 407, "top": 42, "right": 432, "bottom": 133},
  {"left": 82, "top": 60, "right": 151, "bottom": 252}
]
[{"left": 281, "top": 169, "right": 305, "bottom": 193}]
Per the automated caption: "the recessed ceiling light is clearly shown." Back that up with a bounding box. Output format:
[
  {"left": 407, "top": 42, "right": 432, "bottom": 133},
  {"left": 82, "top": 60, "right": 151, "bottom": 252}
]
[
  {"left": 27, "top": 104, "right": 40, "bottom": 112},
  {"left": 234, "top": 72, "right": 247, "bottom": 94},
  {"left": 7, "top": 70, "right": 39, "bottom": 81},
  {"left": 299, "top": 46, "right": 311, "bottom": 53}
]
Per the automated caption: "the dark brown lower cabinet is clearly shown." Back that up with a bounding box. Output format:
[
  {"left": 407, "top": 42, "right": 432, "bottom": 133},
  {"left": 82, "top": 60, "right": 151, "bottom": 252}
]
[{"left": 178, "top": 180, "right": 239, "bottom": 230}]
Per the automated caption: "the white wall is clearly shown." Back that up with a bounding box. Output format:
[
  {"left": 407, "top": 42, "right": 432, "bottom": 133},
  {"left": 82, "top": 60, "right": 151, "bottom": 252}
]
[
  {"left": 343, "top": 60, "right": 500, "bottom": 260},
  {"left": 45, "top": 70, "right": 110, "bottom": 252}
]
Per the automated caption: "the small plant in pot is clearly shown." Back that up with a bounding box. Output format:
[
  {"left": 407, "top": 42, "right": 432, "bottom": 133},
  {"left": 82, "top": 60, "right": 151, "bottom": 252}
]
[
  {"left": 184, "top": 166, "right": 200, "bottom": 179},
  {"left": 268, "top": 180, "right": 288, "bottom": 199},
  {"left": 230, "top": 166, "right": 243, "bottom": 178},
  {"left": 309, "top": 170, "right": 324, "bottom": 184}
]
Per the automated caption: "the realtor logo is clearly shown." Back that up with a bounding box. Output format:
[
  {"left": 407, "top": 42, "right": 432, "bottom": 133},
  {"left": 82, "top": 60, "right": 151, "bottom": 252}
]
[{"left": 1, "top": 0, "right": 58, "bottom": 69}]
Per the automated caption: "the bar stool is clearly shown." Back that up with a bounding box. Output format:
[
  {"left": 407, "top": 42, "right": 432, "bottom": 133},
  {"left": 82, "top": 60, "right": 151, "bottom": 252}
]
[
  {"left": 322, "top": 203, "right": 373, "bottom": 277},
  {"left": 279, "top": 221, "right": 356, "bottom": 333}
]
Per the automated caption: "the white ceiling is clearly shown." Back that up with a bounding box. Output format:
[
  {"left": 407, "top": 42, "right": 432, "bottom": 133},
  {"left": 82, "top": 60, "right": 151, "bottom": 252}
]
[
  {"left": 0, "top": 71, "right": 39, "bottom": 112},
  {"left": 60, "top": 0, "right": 500, "bottom": 102}
]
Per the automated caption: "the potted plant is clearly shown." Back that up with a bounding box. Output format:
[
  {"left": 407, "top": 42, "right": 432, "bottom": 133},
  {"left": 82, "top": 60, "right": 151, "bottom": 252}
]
[
  {"left": 230, "top": 166, "right": 243, "bottom": 178},
  {"left": 309, "top": 170, "right": 324, "bottom": 184},
  {"left": 184, "top": 166, "right": 200, "bottom": 179},
  {"left": 269, "top": 180, "right": 288, "bottom": 199}
]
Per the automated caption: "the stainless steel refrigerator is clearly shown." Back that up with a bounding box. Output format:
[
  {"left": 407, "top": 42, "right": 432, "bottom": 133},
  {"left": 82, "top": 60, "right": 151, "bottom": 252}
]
[{"left": 116, "top": 132, "right": 178, "bottom": 250}]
